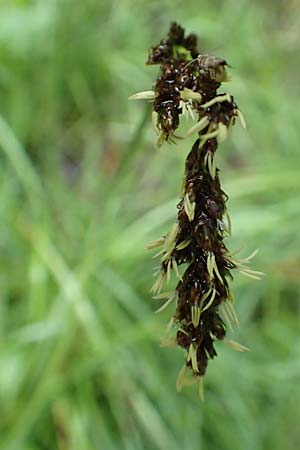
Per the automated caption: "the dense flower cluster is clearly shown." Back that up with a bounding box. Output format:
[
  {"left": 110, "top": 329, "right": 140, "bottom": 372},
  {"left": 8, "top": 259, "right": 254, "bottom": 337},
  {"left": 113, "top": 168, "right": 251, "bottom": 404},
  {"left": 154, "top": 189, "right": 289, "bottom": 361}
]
[{"left": 130, "top": 23, "right": 262, "bottom": 398}]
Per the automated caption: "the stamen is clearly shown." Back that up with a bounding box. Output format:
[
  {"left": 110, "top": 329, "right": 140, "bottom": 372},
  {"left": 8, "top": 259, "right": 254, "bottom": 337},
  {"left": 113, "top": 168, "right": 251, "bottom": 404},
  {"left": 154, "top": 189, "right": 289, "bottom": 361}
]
[
  {"left": 164, "top": 223, "right": 179, "bottom": 254},
  {"left": 186, "top": 103, "right": 197, "bottom": 121},
  {"left": 200, "top": 128, "right": 219, "bottom": 141},
  {"left": 172, "top": 258, "right": 182, "bottom": 280},
  {"left": 199, "top": 129, "right": 219, "bottom": 149},
  {"left": 179, "top": 175, "right": 186, "bottom": 198},
  {"left": 155, "top": 292, "right": 177, "bottom": 313},
  {"left": 224, "top": 300, "right": 239, "bottom": 328},
  {"left": 186, "top": 116, "right": 209, "bottom": 136},
  {"left": 180, "top": 87, "right": 202, "bottom": 101},
  {"left": 239, "top": 270, "right": 263, "bottom": 280},
  {"left": 204, "top": 348, "right": 211, "bottom": 359},
  {"left": 211, "top": 153, "right": 217, "bottom": 178},
  {"left": 207, "top": 152, "right": 212, "bottom": 176},
  {"left": 152, "top": 111, "right": 159, "bottom": 134},
  {"left": 160, "top": 338, "right": 177, "bottom": 348},
  {"left": 225, "top": 211, "right": 232, "bottom": 236},
  {"left": 207, "top": 152, "right": 217, "bottom": 179},
  {"left": 183, "top": 193, "right": 196, "bottom": 221},
  {"left": 191, "top": 304, "right": 201, "bottom": 327},
  {"left": 242, "top": 268, "right": 264, "bottom": 277},
  {"left": 238, "top": 249, "right": 259, "bottom": 263},
  {"left": 160, "top": 253, "right": 170, "bottom": 263},
  {"left": 204, "top": 152, "right": 209, "bottom": 168},
  {"left": 187, "top": 344, "right": 199, "bottom": 373},
  {"left": 226, "top": 251, "right": 264, "bottom": 279},
  {"left": 176, "top": 239, "right": 191, "bottom": 251},
  {"left": 199, "top": 288, "right": 213, "bottom": 306},
  {"left": 200, "top": 288, "right": 216, "bottom": 314},
  {"left": 150, "top": 271, "right": 166, "bottom": 295},
  {"left": 168, "top": 134, "right": 178, "bottom": 145},
  {"left": 161, "top": 224, "right": 179, "bottom": 261},
  {"left": 228, "top": 116, "right": 236, "bottom": 131},
  {"left": 181, "top": 376, "right": 198, "bottom": 388},
  {"left": 153, "top": 266, "right": 161, "bottom": 277},
  {"left": 162, "top": 317, "right": 174, "bottom": 341},
  {"left": 166, "top": 259, "right": 172, "bottom": 283},
  {"left": 153, "top": 291, "right": 175, "bottom": 299},
  {"left": 146, "top": 238, "right": 165, "bottom": 250},
  {"left": 179, "top": 100, "right": 187, "bottom": 119},
  {"left": 206, "top": 251, "right": 223, "bottom": 284},
  {"left": 218, "top": 122, "right": 228, "bottom": 142},
  {"left": 178, "top": 327, "right": 189, "bottom": 336},
  {"left": 212, "top": 256, "right": 224, "bottom": 285},
  {"left": 219, "top": 303, "right": 233, "bottom": 330},
  {"left": 200, "top": 93, "right": 232, "bottom": 109},
  {"left": 206, "top": 252, "right": 214, "bottom": 280},
  {"left": 227, "top": 340, "right": 250, "bottom": 352},
  {"left": 237, "top": 109, "right": 247, "bottom": 129},
  {"left": 176, "top": 365, "right": 187, "bottom": 392},
  {"left": 128, "top": 90, "right": 156, "bottom": 100},
  {"left": 152, "top": 249, "right": 165, "bottom": 259}
]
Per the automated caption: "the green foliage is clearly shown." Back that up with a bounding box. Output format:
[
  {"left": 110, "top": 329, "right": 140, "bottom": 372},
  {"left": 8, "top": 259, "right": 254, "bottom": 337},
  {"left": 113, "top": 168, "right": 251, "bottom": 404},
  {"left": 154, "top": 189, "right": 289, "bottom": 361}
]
[{"left": 0, "top": 0, "right": 300, "bottom": 449}]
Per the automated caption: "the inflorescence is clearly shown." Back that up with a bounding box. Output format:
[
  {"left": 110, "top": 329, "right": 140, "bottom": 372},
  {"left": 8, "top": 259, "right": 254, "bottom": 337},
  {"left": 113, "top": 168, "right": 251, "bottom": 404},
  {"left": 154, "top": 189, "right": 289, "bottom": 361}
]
[{"left": 130, "top": 22, "right": 262, "bottom": 399}]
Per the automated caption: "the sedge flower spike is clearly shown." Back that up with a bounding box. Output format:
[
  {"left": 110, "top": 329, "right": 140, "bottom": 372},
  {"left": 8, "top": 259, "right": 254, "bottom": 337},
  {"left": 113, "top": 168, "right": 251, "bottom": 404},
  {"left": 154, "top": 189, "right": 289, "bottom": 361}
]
[{"left": 130, "top": 22, "right": 263, "bottom": 398}]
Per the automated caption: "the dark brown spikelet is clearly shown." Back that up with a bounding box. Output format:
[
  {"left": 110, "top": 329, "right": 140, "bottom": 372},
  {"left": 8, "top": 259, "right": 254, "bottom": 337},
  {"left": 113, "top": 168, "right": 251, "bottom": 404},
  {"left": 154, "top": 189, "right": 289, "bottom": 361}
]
[{"left": 129, "top": 22, "right": 262, "bottom": 398}]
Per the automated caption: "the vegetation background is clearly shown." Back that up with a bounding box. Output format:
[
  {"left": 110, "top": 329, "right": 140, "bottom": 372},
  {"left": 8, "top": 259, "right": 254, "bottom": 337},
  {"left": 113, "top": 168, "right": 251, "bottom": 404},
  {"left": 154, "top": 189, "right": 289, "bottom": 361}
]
[{"left": 0, "top": 0, "right": 300, "bottom": 449}]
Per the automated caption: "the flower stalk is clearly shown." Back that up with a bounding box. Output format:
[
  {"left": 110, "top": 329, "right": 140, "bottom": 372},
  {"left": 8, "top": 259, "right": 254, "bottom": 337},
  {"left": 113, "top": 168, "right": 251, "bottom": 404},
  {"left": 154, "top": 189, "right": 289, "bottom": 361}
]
[{"left": 130, "top": 22, "right": 262, "bottom": 397}]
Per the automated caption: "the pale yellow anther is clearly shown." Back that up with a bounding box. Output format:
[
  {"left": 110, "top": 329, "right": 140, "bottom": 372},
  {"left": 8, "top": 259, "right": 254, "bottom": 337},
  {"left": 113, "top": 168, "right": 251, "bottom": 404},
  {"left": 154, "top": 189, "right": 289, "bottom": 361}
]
[
  {"left": 164, "top": 223, "right": 179, "bottom": 254},
  {"left": 154, "top": 292, "right": 177, "bottom": 313},
  {"left": 180, "top": 87, "right": 202, "bottom": 102},
  {"left": 128, "top": 90, "right": 156, "bottom": 100},
  {"left": 200, "top": 129, "right": 219, "bottom": 141},
  {"left": 218, "top": 122, "right": 228, "bottom": 142},
  {"left": 191, "top": 305, "right": 201, "bottom": 327},
  {"left": 187, "top": 344, "right": 199, "bottom": 373},
  {"left": 219, "top": 303, "right": 233, "bottom": 331},
  {"left": 227, "top": 340, "right": 250, "bottom": 352},
  {"left": 166, "top": 259, "right": 172, "bottom": 283},
  {"left": 224, "top": 300, "right": 240, "bottom": 328},
  {"left": 237, "top": 109, "right": 247, "bottom": 129},
  {"left": 225, "top": 211, "right": 232, "bottom": 236},
  {"left": 186, "top": 103, "right": 196, "bottom": 121},
  {"left": 146, "top": 238, "right": 165, "bottom": 250},
  {"left": 183, "top": 193, "right": 196, "bottom": 221},
  {"left": 153, "top": 291, "right": 175, "bottom": 300},
  {"left": 172, "top": 258, "right": 182, "bottom": 280},
  {"left": 152, "top": 111, "right": 159, "bottom": 134},
  {"left": 198, "top": 127, "right": 219, "bottom": 149},
  {"left": 176, "top": 239, "right": 191, "bottom": 251},
  {"left": 200, "top": 288, "right": 216, "bottom": 314},
  {"left": 207, "top": 152, "right": 217, "bottom": 179},
  {"left": 179, "top": 176, "right": 186, "bottom": 198},
  {"left": 186, "top": 116, "right": 209, "bottom": 136},
  {"left": 176, "top": 365, "right": 187, "bottom": 392},
  {"left": 200, "top": 93, "right": 232, "bottom": 109},
  {"left": 150, "top": 271, "right": 166, "bottom": 295}
]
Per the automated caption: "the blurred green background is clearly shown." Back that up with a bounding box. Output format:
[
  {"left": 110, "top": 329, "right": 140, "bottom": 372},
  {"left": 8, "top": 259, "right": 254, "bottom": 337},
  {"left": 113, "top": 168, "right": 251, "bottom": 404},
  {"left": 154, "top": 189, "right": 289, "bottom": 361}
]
[{"left": 1, "top": 0, "right": 300, "bottom": 449}]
